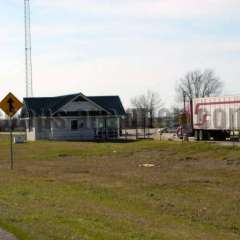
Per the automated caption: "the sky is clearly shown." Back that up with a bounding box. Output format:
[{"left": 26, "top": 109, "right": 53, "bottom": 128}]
[{"left": 1, "top": 0, "right": 240, "bottom": 109}]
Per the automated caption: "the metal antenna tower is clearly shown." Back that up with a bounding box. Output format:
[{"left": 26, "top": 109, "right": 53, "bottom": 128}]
[{"left": 24, "top": 0, "right": 33, "bottom": 97}]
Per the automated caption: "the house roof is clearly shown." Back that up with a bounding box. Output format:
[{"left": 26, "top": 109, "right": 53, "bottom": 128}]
[
  {"left": 21, "top": 93, "right": 126, "bottom": 118},
  {"left": 88, "top": 96, "right": 125, "bottom": 116}
]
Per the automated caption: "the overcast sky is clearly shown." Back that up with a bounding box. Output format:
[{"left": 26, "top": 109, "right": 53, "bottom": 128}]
[{"left": 1, "top": 0, "right": 240, "bottom": 108}]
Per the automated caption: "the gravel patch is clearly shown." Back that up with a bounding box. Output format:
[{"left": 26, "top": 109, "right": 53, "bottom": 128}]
[{"left": 0, "top": 229, "right": 17, "bottom": 240}]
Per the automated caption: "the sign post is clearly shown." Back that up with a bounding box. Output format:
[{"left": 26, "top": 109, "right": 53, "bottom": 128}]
[
  {"left": 0, "top": 93, "right": 23, "bottom": 170},
  {"left": 10, "top": 118, "right": 13, "bottom": 170}
]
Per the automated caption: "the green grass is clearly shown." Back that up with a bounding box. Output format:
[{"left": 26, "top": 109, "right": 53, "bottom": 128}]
[{"left": 0, "top": 134, "right": 240, "bottom": 239}]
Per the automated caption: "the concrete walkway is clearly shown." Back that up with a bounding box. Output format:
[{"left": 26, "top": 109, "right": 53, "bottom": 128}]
[{"left": 0, "top": 229, "right": 17, "bottom": 240}]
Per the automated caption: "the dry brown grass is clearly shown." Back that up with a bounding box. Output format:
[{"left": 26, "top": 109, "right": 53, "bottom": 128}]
[{"left": 0, "top": 135, "right": 239, "bottom": 239}]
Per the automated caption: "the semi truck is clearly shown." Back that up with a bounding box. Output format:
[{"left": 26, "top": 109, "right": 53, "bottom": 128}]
[{"left": 190, "top": 96, "right": 240, "bottom": 141}]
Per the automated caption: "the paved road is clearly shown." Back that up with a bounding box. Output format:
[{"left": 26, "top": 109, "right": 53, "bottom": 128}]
[{"left": 0, "top": 229, "right": 17, "bottom": 240}]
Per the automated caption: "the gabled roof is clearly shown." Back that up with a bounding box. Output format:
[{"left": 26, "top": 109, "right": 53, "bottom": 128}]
[
  {"left": 88, "top": 96, "right": 126, "bottom": 116},
  {"left": 21, "top": 93, "right": 126, "bottom": 118}
]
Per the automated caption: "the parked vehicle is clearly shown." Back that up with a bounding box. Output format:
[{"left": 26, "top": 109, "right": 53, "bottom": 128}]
[
  {"left": 158, "top": 127, "right": 178, "bottom": 134},
  {"left": 158, "top": 128, "right": 168, "bottom": 134},
  {"left": 192, "top": 96, "right": 240, "bottom": 141}
]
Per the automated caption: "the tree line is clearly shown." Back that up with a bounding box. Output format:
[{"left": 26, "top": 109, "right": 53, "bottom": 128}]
[{"left": 123, "top": 69, "right": 223, "bottom": 129}]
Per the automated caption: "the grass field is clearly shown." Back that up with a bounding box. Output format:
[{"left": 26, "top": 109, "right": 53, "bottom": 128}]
[{"left": 0, "top": 134, "right": 240, "bottom": 239}]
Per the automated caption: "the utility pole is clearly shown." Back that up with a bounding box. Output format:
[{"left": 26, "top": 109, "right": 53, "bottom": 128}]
[
  {"left": 24, "top": 0, "right": 33, "bottom": 97},
  {"left": 183, "top": 91, "right": 186, "bottom": 113}
]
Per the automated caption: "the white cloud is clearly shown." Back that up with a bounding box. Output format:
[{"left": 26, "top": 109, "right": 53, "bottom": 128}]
[{"left": 34, "top": 0, "right": 240, "bottom": 19}]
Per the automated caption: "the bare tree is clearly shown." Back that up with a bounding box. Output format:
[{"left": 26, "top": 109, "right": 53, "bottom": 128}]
[
  {"left": 177, "top": 69, "right": 223, "bottom": 101},
  {"left": 131, "top": 90, "right": 163, "bottom": 128}
]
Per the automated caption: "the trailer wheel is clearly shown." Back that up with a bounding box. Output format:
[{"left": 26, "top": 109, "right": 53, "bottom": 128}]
[{"left": 212, "top": 131, "right": 227, "bottom": 141}]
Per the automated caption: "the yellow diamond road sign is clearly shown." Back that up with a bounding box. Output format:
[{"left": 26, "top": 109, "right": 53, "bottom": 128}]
[{"left": 0, "top": 93, "right": 23, "bottom": 117}]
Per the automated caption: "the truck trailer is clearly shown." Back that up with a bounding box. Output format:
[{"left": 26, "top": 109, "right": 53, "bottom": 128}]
[{"left": 191, "top": 96, "right": 240, "bottom": 141}]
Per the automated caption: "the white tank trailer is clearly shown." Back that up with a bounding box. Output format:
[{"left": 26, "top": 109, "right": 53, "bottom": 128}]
[{"left": 192, "top": 96, "right": 240, "bottom": 141}]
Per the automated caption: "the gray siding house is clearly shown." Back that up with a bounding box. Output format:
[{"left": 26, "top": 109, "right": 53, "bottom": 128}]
[{"left": 21, "top": 93, "right": 126, "bottom": 141}]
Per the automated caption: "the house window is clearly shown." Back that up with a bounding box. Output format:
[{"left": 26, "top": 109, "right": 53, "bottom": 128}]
[
  {"left": 97, "top": 119, "right": 105, "bottom": 128},
  {"left": 107, "top": 118, "right": 118, "bottom": 129},
  {"left": 79, "top": 121, "right": 84, "bottom": 128},
  {"left": 71, "top": 120, "right": 78, "bottom": 130}
]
